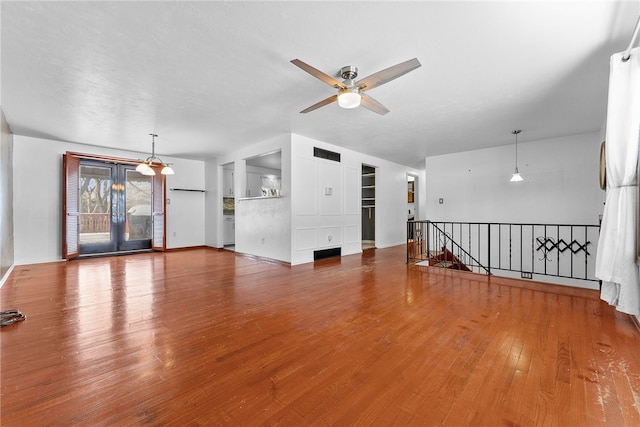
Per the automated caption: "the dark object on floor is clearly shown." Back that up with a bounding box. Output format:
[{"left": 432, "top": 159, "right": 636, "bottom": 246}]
[{"left": 1, "top": 309, "right": 26, "bottom": 327}]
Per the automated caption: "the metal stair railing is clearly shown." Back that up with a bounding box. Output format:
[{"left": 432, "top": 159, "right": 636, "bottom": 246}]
[
  {"left": 428, "top": 222, "right": 490, "bottom": 274},
  {"left": 407, "top": 220, "right": 601, "bottom": 283}
]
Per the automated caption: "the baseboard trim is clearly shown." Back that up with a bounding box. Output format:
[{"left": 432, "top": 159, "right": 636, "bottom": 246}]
[
  {"left": 164, "top": 245, "right": 208, "bottom": 252},
  {"left": 236, "top": 252, "right": 291, "bottom": 267}
]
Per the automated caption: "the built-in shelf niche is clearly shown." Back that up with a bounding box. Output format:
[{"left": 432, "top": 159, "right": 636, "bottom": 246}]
[
  {"left": 362, "top": 165, "right": 376, "bottom": 242},
  {"left": 362, "top": 168, "right": 375, "bottom": 208}
]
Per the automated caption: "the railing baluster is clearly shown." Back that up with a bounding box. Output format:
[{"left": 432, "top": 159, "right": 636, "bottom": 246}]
[
  {"left": 570, "top": 226, "right": 574, "bottom": 279},
  {"left": 468, "top": 223, "right": 471, "bottom": 267},
  {"left": 519, "top": 224, "right": 523, "bottom": 274},
  {"left": 407, "top": 221, "right": 409, "bottom": 263},
  {"left": 487, "top": 224, "right": 491, "bottom": 275},
  {"left": 498, "top": 225, "right": 502, "bottom": 271},
  {"left": 557, "top": 225, "right": 560, "bottom": 277},
  {"left": 584, "top": 226, "right": 588, "bottom": 280},
  {"left": 509, "top": 225, "right": 512, "bottom": 271},
  {"left": 530, "top": 225, "right": 534, "bottom": 276},
  {"left": 477, "top": 223, "right": 480, "bottom": 270},
  {"left": 426, "top": 221, "right": 430, "bottom": 261}
]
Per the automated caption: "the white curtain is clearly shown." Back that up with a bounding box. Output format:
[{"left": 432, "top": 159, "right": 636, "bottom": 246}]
[{"left": 595, "top": 47, "right": 640, "bottom": 316}]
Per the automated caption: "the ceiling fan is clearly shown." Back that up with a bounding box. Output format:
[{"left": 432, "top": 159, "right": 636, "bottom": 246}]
[{"left": 290, "top": 58, "right": 421, "bottom": 115}]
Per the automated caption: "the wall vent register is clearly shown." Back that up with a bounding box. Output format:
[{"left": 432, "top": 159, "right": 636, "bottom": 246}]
[{"left": 313, "top": 147, "right": 341, "bottom": 162}]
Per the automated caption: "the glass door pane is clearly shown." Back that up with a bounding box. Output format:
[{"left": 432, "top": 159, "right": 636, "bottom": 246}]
[
  {"left": 79, "top": 164, "right": 113, "bottom": 246},
  {"left": 116, "top": 165, "right": 153, "bottom": 252},
  {"left": 125, "top": 169, "right": 152, "bottom": 242}
]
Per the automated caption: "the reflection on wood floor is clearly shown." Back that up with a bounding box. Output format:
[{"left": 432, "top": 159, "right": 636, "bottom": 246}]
[{"left": 1, "top": 246, "right": 639, "bottom": 425}]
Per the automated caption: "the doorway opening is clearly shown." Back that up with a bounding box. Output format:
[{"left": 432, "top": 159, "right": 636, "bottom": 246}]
[
  {"left": 221, "top": 162, "right": 235, "bottom": 251},
  {"left": 361, "top": 164, "right": 376, "bottom": 250},
  {"left": 408, "top": 174, "right": 417, "bottom": 221}
]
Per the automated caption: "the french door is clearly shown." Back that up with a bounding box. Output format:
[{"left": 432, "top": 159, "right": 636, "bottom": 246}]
[{"left": 63, "top": 152, "right": 166, "bottom": 259}]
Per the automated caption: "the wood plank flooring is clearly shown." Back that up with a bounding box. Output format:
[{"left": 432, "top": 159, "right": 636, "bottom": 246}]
[{"left": 1, "top": 246, "right": 639, "bottom": 426}]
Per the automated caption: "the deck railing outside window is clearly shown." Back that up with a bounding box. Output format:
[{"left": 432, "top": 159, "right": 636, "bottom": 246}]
[{"left": 79, "top": 213, "right": 110, "bottom": 233}]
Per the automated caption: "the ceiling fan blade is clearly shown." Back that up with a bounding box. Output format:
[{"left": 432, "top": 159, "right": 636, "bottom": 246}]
[
  {"left": 360, "top": 93, "right": 390, "bottom": 115},
  {"left": 356, "top": 58, "right": 421, "bottom": 92},
  {"left": 300, "top": 94, "right": 339, "bottom": 113},
  {"left": 291, "top": 59, "right": 346, "bottom": 89}
]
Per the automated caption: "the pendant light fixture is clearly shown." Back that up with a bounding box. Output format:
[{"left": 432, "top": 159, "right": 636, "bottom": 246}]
[
  {"left": 509, "top": 129, "right": 524, "bottom": 182},
  {"left": 136, "top": 133, "right": 175, "bottom": 176}
]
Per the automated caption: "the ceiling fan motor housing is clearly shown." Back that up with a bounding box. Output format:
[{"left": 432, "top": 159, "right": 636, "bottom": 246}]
[{"left": 340, "top": 65, "right": 358, "bottom": 80}]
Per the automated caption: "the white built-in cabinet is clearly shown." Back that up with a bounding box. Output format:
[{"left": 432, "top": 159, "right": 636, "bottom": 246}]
[
  {"left": 223, "top": 216, "right": 235, "bottom": 245},
  {"left": 223, "top": 168, "right": 234, "bottom": 196}
]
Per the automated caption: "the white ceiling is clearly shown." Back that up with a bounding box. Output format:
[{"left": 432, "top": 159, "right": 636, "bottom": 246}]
[{"left": 2, "top": 1, "right": 639, "bottom": 169}]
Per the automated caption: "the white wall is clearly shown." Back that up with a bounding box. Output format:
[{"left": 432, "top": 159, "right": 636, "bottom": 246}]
[
  {"left": 290, "top": 134, "right": 423, "bottom": 265},
  {"left": 236, "top": 196, "right": 291, "bottom": 261},
  {"left": 214, "top": 134, "right": 292, "bottom": 263},
  {"left": 425, "top": 132, "right": 605, "bottom": 224},
  {"left": 165, "top": 163, "right": 206, "bottom": 248},
  {"left": 13, "top": 135, "right": 205, "bottom": 264},
  {"left": 204, "top": 159, "right": 218, "bottom": 247},
  {"left": 0, "top": 109, "right": 14, "bottom": 286}
]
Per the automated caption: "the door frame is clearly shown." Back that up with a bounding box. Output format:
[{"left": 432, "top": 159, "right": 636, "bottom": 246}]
[{"left": 63, "top": 151, "right": 166, "bottom": 259}]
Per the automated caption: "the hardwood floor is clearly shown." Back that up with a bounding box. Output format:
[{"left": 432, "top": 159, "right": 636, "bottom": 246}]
[{"left": 1, "top": 246, "right": 639, "bottom": 426}]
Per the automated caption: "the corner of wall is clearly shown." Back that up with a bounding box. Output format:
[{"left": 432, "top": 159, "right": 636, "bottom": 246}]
[
  {"left": 0, "top": 107, "right": 15, "bottom": 283},
  {"left": 204, "top": 158, "right": 219, "bottom": 247}
]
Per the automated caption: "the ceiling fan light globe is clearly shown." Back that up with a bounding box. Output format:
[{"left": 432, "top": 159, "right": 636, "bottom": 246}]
[
  {"left": 338, "top": 92, "right": 361, "bottom": 109},
  {"left": 161, "top": 165, "right": 175, "bottom": 175}
]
